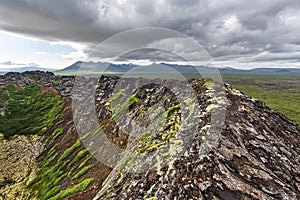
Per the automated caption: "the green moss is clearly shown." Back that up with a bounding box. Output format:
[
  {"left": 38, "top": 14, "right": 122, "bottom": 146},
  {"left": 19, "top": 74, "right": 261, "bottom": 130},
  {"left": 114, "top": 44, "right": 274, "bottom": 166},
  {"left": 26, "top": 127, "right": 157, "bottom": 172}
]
[
  {"left": 42, "top": 152, "right": 59, "bottom": 168},
  {"left": 0, "top": 90, "right": 9, "bottom": 102},
  {"left": 80, "top": 131, "right": 92, "bottom": 141},
  {"left": 110, "top": 90, "right": 125, "bottom": 108},
  {"left": 51, "top": 128, "right": 64, "bottom": 142},
  {"left": 41, "top": 186, "right": 61, "bottom": 200},
  {"left": 47, "top": 144, "right": 59, "bottom": 157},
  {"left": 55, "top": 120, "right": 64, "bottom": 126},
  {"left": 0, "top": 84, "right": 64, "bottom": 138},
  {"left": 68, "top": 149, "right": 89, "bottom": 168},
  {"left": 93, "top": 125, "right": 105, "bottom": 136},
  {"left": 58, "top": 139, "right": 81, "bottom": 162},
  {"left": 162, "top": 130, "right": 176, "bottom": 142},
  {"left": 79, "top": 125, "right": 104, "bottom": 140},
  {"left": 166, "top": 104, "right": 181, "bottom": 120},
  {"left": 67, "top": 154, "right": 92, "bottom": 177},
  {"left": 141, "top": 131, "right": 151, "bottom": 138},
  {"left": 111, "top": 94, "right": 139, "bottom": 121},
  {"left": 78, "top": 155, "right": 92, "bottom": 169},
  {"left": 119, "top": 139, "right": 167, "bottom": 172},
  {"left": 72, "top": 165, "right": 93, "bottom": 180},
  {"left": 27, "top": 139, "right": 87, "bottom": 198},
  {"left": 16, "top": 83, "right": 92, "bottom": 200},
  {"left": 48, "top": 178, "right": 94, "bottom": 200},
  {"left": 27, "top": 159, "right": 70, "bottom": 198},
  {"left": 138, "top": 140, "right": 164, "bottom": 154},
  {"left": 52, "top": 173, "right": 68, "bottom": 186},
  {"left": 119, "top": 103, "right": 182, "bottom": 172},
  {"left": 67, "top": 165, "right": 77, "bottom": 177},
  {"left": 119, "top": 152, "right": 139, "bottom": 172}
]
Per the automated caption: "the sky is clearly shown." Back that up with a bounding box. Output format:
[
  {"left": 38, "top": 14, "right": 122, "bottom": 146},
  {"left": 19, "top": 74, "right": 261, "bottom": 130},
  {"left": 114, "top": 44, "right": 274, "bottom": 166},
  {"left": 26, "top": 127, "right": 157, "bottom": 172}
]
[{"left": 0, "top": 0, "right": 300, "bottom": 69}]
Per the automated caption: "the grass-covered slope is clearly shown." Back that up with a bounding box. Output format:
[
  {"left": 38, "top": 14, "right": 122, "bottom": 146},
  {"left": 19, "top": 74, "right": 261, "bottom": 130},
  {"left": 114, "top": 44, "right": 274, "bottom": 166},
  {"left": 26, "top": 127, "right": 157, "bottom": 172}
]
[
  {"left": 24, "top": 95, "right": 110, "bottom": 200},
  {"left": 0, "top": 82, "right": 104, "bottom": 200}
]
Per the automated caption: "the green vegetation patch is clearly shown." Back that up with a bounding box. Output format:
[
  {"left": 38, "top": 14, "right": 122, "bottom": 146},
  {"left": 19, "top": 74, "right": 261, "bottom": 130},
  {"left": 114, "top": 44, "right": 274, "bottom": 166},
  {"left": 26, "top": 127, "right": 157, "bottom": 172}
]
[
  {"left": 68, "top": 149, "right": 89, "bottom": 168},
  {"left": 42, "top": 186, "right": 61, "bottom": 200},
  {"left": 27, "top": 137, "right": 94, "bottom": 199},
  {"left": 48, "top": 178, "right": 94, "bottom": 200},
  {"left": 110, "top": 89, "right": 125, "bottom": 108},
  {"left": 223, "top": 74, "right": 300, "bottom": 125},
  {"left": 166, "top": 104, "right": 181, "bottom": 120},
  {"left": 78, "top": 155, "right": 92, "bottom": 169},
  {"left": 119, "top": 103, "right": 181, "bottom": 172},
  {"left": 47, "top": 144, "right": 59, "bottom": 157},
  {"left": 111, "top": 94, "right": 139, "bottom": 121},
  {"left": 58, "top": 139, "right": 82, "bottom": 162},
  {"left": 71, "top": 164, "right": 93, "bottom": 180},
  {"left": 51, "top": 128, "right": 64, "bottom": 142},
  {"left": 27, "top": 158, "right": 69, "bottom": 199},
  {"left": 234, "top": 85, "right": 300, "bottom": 124},
  {"left": 0, "top": 83, "right": 64, "bottom": 138}
]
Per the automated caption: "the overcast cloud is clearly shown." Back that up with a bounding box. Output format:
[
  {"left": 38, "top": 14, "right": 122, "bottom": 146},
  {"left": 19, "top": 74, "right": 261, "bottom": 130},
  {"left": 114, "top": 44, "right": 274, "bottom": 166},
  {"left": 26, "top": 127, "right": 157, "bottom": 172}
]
[{"left": 0, "top": 0, "right": 300, "bottom": 63}]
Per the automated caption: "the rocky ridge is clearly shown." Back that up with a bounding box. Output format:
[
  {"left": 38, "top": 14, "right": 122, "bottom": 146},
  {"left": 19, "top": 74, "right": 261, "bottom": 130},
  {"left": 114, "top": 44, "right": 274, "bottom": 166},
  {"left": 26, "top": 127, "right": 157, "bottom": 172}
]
[
  {"left": 93, "top": 82, "right": 300, "bottom": 200},
  {"left": 0, "top": 71, "right": 74, "bottom": 96},
  {"left": 0, "top": 71, "right": 299, "bottom": 200}
]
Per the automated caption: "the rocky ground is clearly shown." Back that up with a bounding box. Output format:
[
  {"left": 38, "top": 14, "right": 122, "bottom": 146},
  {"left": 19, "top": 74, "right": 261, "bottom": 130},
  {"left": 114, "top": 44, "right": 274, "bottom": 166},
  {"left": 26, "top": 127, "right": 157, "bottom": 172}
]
[
  {"left": 94, "top": 83, "right": 300, "bottom": 200},
  {"left": 0, "top": 71, "right": 299, "bottom": 200},
  {"left": 0, "top": 134, "right": 42, "bottom": 200}
]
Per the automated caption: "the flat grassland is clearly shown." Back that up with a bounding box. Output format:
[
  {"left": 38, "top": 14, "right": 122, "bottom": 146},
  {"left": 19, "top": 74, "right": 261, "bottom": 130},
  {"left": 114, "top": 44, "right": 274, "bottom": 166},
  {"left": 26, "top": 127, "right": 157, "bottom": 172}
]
[{"left": 222, "top": 74, "right": 300, "bottom": 125}]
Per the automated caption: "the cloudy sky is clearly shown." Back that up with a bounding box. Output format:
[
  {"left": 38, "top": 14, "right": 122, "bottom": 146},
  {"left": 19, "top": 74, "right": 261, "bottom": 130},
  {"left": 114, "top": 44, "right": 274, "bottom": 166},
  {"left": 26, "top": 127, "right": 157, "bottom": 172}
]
[{"left": 0, "top": 0, "right": 300, "bottom": 69}]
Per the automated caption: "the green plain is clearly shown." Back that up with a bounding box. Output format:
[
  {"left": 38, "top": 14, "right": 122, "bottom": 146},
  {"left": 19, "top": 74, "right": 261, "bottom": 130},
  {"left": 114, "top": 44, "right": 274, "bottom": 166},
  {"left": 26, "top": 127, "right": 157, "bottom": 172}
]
[{"left": 222, "top": 74, "right": 300, "bottom": 125}]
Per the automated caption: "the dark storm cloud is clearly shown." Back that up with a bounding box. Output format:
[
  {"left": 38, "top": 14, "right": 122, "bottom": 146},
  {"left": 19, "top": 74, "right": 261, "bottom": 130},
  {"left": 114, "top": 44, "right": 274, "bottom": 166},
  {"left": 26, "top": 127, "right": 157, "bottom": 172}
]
[{"left": 0, "top": 0, "right": 300, "bottom": 62}]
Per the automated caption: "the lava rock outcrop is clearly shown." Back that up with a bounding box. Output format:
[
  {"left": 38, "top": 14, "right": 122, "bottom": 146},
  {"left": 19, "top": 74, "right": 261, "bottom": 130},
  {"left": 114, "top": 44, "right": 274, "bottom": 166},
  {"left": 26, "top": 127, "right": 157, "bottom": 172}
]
[{"left": 0, "top": 71, "right": 299, "bottom": 200}]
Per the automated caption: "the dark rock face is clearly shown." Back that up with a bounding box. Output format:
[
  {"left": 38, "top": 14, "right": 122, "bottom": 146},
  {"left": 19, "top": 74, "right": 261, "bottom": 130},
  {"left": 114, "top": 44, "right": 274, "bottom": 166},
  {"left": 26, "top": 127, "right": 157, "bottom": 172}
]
[
  {"left": 0, "top": 71, "right": 74, "bottom": 96},
  {"left": 0, "top": 71, "right": 299, "bottom": 200},
  {"left": 93, "top": 82, "right": 300, "bottom": 200}
]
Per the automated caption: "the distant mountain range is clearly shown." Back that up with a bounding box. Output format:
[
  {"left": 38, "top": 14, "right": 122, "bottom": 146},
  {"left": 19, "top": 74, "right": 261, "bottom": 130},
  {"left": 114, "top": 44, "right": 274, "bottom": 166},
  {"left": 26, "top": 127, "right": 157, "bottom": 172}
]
[
  {"left": 55, "top": 61, "right": 136, "bottom": 74},
  {"left": 1, "top": 61, "right": 300, "bottom": 75},
  {"left": 56, "top": 61, "right": 300, "bottom": 75},
  {"left": 219, "top": 66, "right": 300, "bottom": 74}
]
